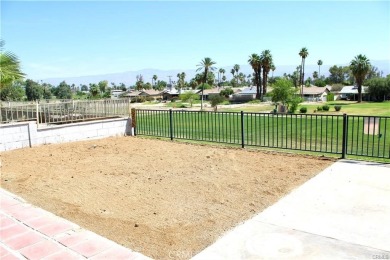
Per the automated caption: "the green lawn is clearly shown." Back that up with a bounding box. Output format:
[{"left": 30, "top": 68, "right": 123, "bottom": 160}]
[
  {"left": 216, "top": 101, "right": 390, "bottom": 116},
  {"left": 136, "top": 110, "right": 390, "bottom": 160},
  {"left": 298, "top": 101, "right": 390, "bottom": 116}
]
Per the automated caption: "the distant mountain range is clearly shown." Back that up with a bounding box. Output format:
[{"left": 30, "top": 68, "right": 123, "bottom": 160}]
[{"left": 43, "top": 60, "right": 390, "bottom": 86}]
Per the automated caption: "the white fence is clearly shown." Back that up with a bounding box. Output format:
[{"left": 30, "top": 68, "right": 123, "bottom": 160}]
[{"left": 1, "top": 99, "right": 132, "bottom": 125}]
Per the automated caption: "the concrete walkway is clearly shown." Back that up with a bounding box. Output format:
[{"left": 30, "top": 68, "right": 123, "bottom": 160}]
[
  {"left": 0, "top": 189, "right": 150, "bottom": 260},
  {"left": 193, "top": 160, "right": 390, "bottom": 259}
]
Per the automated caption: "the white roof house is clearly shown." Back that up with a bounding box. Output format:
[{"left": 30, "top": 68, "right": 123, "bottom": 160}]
[
  {"left": 339, "top": 86, "right": 368, "bottom": 94},
  {"left": 339, "top": 86, "right": 368, "bottom": 100}
]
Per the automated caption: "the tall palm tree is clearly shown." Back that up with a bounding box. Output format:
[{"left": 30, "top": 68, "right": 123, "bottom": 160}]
[
  {"left": 248, "top": 53, "right": 262, "bottom": 100},
  {"left": 260, "top": 50, "right": 273, "bottom": 96},
  {"left": 230, "top": 68, "right": 235, "bottom": 84},
  {"left": 350, "top": 54, "right": 371, "bottom": 103},
  {"left": 233, "top": 64, "right": 240, "bottom": 85},
  {"left": 218, "top": 68, "right": 225, "bottom": 86},
  {"left": 196, "top": 57, "right": 216, "bottom": 110},
  {"left": 317, "top": 60, "right": 323, "bottom": 78},
  {"left": 299, "top": 47, "right": 309, "bottom": 98},
  {"left": 271, "top": 63, "right": 276, "bottom": 78},
  {"left": 152, "top": 75, "right": 158, "bottom": 86},
  {"left": 0, "top": 40, "right": 25, "bottom": 89}
]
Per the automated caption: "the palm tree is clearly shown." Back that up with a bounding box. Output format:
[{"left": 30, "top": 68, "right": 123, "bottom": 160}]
[
  {"left": 313, "top": 71, "right": 318, "bottom": 79},
  {"left": 0, "top": 40, "right": 25, "bottom": 89},
  {"left": 260, "top": 50, "right": 273, "bottom": 96},
  {"left": 196, "top": 57, "right": 216, "bottom": 110},
  {"left": 152, "top": 75, "right": 158, "bottom": 86},
  {"left": 350, "top": 54, "right": 371, "bottom": 103},
  {"left": 248, "top": 53, "right": 262, "bottom": 100},
  {"left": 299, "top": 47, "right": 309, "bottom": 98},
  {"left": 271, "top": 63, "right": 276, "bottom": 78},
  {"left": 230, "top": 68, "right": 235, "bottom": 84},
  {"left": 317, "top": 60, "right": 323, "bottom": 78},
  {"left": 233, "top": 64, "right": 240, "bottom": 85}
]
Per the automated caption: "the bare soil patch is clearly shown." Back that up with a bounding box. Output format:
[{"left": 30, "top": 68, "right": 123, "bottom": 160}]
[{"left": 0, "top": 137, "right": 334, "bottom": 259}]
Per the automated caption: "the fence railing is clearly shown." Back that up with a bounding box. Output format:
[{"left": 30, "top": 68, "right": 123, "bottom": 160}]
[
  {"left": 1, "top": 99, "right": 131, "bottom": 125},
  {"left": 134, "top": 109, "right": 390, "bottom": 159}
]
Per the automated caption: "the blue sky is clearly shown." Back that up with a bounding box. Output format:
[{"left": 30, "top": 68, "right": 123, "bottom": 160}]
[{"left": 1, "top": 1, "right": 389, "bottom": 80}]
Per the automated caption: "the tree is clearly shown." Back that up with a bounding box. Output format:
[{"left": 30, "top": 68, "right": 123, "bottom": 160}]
[
  {"left": 25, "top": 79, "right": 43, "bottom": 101},
  {"left": 0, "top": 40, "right": 25, "bottom": 90},
  {"left": 196, "top": 57, "right": 216, "bottom": 110},
  {"left": 271, "top": 78, "right": 299, "bottom": 112},
  {"left": 135, "top": 74, "right": 144, "bottom": 91},
  {"left": 313, "top": 71, "right": 318, "bottom": 79},
  {"left": 152, "top": 75, "right": 158, "bottom": 86},
  {"left": 0, "top": 80, "right": 25, "bottom": 101},
  {"left": 176, "top": 72, "right": 186, "bottom": 91},
  {"left": 81, "top": 85, "right": 88, "bottom": 91},
  {"left": 366, "top": 66, "right": 381, "bottom": 80},
  {"left": 98, "top": 80, "right": 108, "bottom": 94},
  {"left": 230, "top": 68, "right": 235, "bottom": 83},
  {"left": 220, "top": 87, "right": 234, "bottom": 98},
  {"left": 317, "top": 59, "right": 323, "bottom": 77},
  {"left": 42, "top": 83, "right": 52, "bottom": 99},
  {"left": 248, "top": 53, "right": 262, "bottom": 100},
  {"left": 219, "top": 68, "right": 226, "bottom": 85},
  {"left": 89, "top": 83, "right": 99, "bottom": 98},
  {"left": 366, "top": 77, "right": 390, "bottom": 102},
  {"left": 233, "top": 64, "right": 240, "bottom": 85},
  {"left": 271, "top": 63, "right": 276, "bottom": 78},
  {"left": 179, "top": 91, "right": 199, "bottom": 107},
  {"left": 56, "top": 81, "right": 72, "bottom": 99},
  {"left": 209, "top": 94, "right": 225, "bottom": 111},
  {"left": 154, "top": 80, "right": 167, "bottom": 91},
  {"left": 218, "top": 68, "right": 224, "bottom": 86},
  {"left": 260, "top": 49, "right": 273, "bottom": 96},
  {"left": 327, "top": 65, "right": 349, "bottom": 84},
  {"left": 350, "top": 54, "right": 371, "bottom": 103},
  {"left": 299, "top": 47, "right": 309, "bottom": 98}
]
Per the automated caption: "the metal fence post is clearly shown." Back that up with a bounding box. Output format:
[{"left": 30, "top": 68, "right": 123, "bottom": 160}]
[
  {"left": 131, "top": 108, "right": 137, "bottom": 136},
  {"left": 169, "top": 109, "right": 174, "bottom": 140},
  {"left": 241, "top": 111, "right": 245, "bottom": 148},
  {"left": 341, "top": 113, "right": 348, "bottom": 159}
]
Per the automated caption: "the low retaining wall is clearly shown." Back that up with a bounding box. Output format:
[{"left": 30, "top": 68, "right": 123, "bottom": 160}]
[{"left": 0, "top": 118, "right": 132, "bottom": 152}]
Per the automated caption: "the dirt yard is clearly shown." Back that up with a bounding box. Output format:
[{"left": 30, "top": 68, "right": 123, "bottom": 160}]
[{"left": 0, "top": 137, "right": 334, "bottom": 259}]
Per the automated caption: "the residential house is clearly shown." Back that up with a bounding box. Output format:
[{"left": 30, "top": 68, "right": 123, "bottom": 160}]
[
  {"left": 139, "top": 89, "right": 163, "bottom": 100},
  {"left": 301, "top": 85, "right": 331, "bottom": 102},
  {"left": 339, "top": 86, "right": 368, "bottom": 101},
  {"left": 199, "top": 88, "right": 221, "bottom": 100}
]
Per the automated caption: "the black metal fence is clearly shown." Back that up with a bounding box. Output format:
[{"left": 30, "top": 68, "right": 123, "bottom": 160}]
[{"left": 134, "top": 109, "right": 390, "bottom": 160}]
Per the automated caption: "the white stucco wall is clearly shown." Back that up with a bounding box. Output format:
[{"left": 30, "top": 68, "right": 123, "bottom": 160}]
[{"left": 0, "top": 118, "right": 132, "bottom": 152}]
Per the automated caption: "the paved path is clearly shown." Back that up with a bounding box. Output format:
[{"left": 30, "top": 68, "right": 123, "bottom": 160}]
[
  {"left": 193, "top": 160, "right": 390, "bottom": 259},
  {"left": 0, "top": 189, "right": 150, "bottom": 260}
]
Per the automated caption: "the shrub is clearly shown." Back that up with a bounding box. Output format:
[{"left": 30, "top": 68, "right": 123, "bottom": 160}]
[
  {"left": 317, "top": 106, "right": 323, "bottom": 111},
  {"left": 130, "top": 96, "right": 145, "bottom": 103},
  {"left": 171, "top": 97, "right": 178, "bottom": 102},
  {"left": 326, "top": 93, "right": 335, "bottom": 102},
  {"left": 178, "top": 104, "right": 187, "bottom": 108},
  {"left": 322, "top": 105, "right": 330, "bottom": 111},
  {"left": 288, "top": 97, "right": 302, "bottom": 113},
  {"left": 300, "top": 107, "right": 307, "bottom": 113},
  {"left": 334, "top": 105, "right": 342, "bottom": 111},
  {"left": 144, "top": 96, "right": 155, "bottom": 102}
]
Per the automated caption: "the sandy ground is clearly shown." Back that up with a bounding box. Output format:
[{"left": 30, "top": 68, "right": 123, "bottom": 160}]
[{"left": 0, "top": 137, "right": 334, "bottom": 259}]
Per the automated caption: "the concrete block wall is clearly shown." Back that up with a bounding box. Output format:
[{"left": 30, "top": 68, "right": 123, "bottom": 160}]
[
  {"left": 0, "top": 118, "right": 132, "bottom": 152},
  {"left": 0, "top": 122, "right": 31, "bottom": 151}
]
